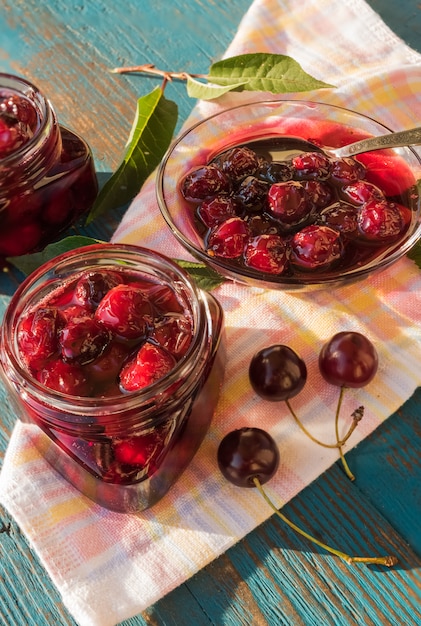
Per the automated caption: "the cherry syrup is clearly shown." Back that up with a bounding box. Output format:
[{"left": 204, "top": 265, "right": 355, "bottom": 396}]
[{"left": 180, "top": 133, "right": 419, "bottom": 279}]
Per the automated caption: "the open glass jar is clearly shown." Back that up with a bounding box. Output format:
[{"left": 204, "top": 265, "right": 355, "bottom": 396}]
[
  {"left": 0, "top": 73, "right": 98, "bottom": 260},
  {"left": 0, "top": 244, "right": 225, "bottom": 512}
]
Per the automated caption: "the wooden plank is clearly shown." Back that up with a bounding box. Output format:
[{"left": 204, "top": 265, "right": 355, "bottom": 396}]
[
  {"left": 0, "top": 512, "right": 76, "bottom": 626},
  {"left": 369, "top": 0, "right": 421, "bottom": 51},
  {"left": 138, "top": 458, "right": 421, "bottom": 626},
  {"left": 346, "top": 387, "right": 421, "bottom": 556}
]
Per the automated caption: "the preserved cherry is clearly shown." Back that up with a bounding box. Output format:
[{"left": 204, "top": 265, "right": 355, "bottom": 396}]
[{"left": 180, "top": 133, "right": 417, "bottom": 278}]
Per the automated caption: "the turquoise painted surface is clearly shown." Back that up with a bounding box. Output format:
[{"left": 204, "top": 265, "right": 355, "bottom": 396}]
[{"left": 0, "top": 1, "right": 421, "bottom": 625}]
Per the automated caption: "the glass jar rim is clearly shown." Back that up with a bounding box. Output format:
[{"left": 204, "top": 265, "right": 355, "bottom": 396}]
[
  {"left": 1, "top": 243, "right": 212, "bottom": 421},
  {"left": 0, "top": 72, "right": 55, "bottom": 167}
]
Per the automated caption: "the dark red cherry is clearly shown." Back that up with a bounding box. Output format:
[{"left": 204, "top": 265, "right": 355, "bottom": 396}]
[
  {"left": 206, "top": 217, "right": 249, "bottom": 259},
  {"left": 0, "top": 222, "right": 42, "bottom": 256},
  {"left": 197, "top": 195, "right": 239, "bottom": 228},
  {"left": 114, "top": 431, "right": 163, "bottom": 467},
  {"left": 244, "top": 234, "right": 287, "bottom": 274},
  {"left": 291, "top": 225, "right": 342, "bottom": 270},
  {"left": 59, "top": 317, "right": 112, "bottom": 365},
  {"left": 319, "top": 331, "right": 378, "bottom": 388},
  {"left": 249, "top": 344, "right": 307, "bottom": 402},
  {"left": 247, "top": 214, "right": 279, "bottom": 237},
  {"left": 217, "top": 146, "right": 260, "bottom": 182},
  {"left": 17, "top": 307, "right": 64, "bottom": 370},
  {"left": 258, "top": 160, "right": 293, "bottom": 183},
  {"left": 0, "top": 92, "right": 37, "bottom": 127},
  {"left": 119, "top": 342, "right": 176, "bottom": 392},
  {"left": 341, "top": 180, "right": 384, "bottom": 205},
  {"left": 74, "top": 270, "right": 122, "bottom": 309},
  {"left": 95, "top": 284, "right": 153, "bottom": 339},
  {"left": 292, "top": 151, "right": 331, "bottom": 180},
  {"left": 0, "top": 118, "right": 17, "bottom": 155},
  {"left": 357, "top": 200, "right": 405, "bottom": 241},
  {"left": 85, "top": 341, "right": 132, "bottom": 389},
  {"left": 330, "top": 158, "right": 366, "bottom": 184},
  {"left": 217, "top": 427, "right": 397, "bottom": 566},
  {"left": 302, "top": 180, "right": 334, "bottom": 208},
  {"left": 318, "top": 202, "right": 358, "bottom": 235},
  {"left": 138, "top": 282, "right": 184, "bottom": 315},
  {"left": 37, "top": 359, "right": 92, "bottom": 396},
  {"left": 267, "top": 181, "right": 313, "bottom": 225},
  {"left": 150, "top": 317, "right": 192, "bottom": 358},
  {"left": 217, "top": 427, "right": 280, "bottom": 487},
  {"left": 181, "top": 164, "right": 230, "bottom": 202},
  {"left": 235, "top": 176, "right": 269, "bottom": 210}
]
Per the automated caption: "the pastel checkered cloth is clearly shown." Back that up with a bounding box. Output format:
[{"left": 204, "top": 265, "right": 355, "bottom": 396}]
[{"left": 1, "top": 1, "right": 421, "bottom": 625}]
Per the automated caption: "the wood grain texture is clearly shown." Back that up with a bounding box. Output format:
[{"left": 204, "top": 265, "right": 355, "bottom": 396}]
[{"left": 1, "top": 1, "right": 421, "bottom": 625}]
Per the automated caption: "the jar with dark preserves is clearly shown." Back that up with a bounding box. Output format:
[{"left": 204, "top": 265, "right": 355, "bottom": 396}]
[
  {"left": 0, "top": 243, "right": 226, "bottom": 512},
  {"left": 0, "top": 73, "right": 98, "bottom": 260}
]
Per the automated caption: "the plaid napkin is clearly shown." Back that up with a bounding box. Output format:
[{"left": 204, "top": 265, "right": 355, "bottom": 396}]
[{"left": 2, "top": 1, "right": 421, "bottom": 625}]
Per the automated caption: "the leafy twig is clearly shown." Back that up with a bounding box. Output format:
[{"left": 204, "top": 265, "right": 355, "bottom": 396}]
[
  {"left": 8, "top": 53, "right": 335, "bottom": 273},
  {"left": 88, "top": 53, "right": 333, "bottom": 222},
  {"left": 111, "top": 62, "right": 206, "bottom": 82}
]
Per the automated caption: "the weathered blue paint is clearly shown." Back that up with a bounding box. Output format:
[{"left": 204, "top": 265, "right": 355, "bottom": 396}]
[{"left": 0, "top": 1, "right": 420, "bottom": 625}]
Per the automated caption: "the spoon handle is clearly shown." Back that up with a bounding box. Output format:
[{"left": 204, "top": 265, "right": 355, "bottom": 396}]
[{"left": 334, "top": 126, "right": 421, "bottom": 158}]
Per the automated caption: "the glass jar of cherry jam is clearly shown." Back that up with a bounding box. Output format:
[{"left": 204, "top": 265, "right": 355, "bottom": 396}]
[
  {"left": 0, "top": 73, "right": 98, "bottom": 260},
  {"left": 0, "top": 243, "right": 225, "bottom": 512}
]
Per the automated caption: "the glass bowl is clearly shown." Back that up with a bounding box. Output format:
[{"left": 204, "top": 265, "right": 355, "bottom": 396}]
[{"left": 156, "top": 100, "right": 421, "bottom": 291}]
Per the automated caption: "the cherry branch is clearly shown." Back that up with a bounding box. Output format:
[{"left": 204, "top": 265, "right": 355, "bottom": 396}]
[{"left": 110, "top": 63, "right": 206, "bottom": 82}]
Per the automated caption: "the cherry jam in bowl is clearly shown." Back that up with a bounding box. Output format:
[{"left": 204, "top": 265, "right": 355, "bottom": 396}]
[
  {"left": 0, "top": 244, "right": 225, "bottom": 512},
  {"left": 156, "top": 100, "right": 421, "bottom": 291}
]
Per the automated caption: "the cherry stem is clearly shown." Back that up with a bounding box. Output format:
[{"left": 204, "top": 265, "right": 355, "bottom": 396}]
[
  {"left": 334, "top": 387, "right": 355, "bottom": 481},
  {"left": 110, "top": 62, "right": 207, "bottom": 82},
  {"left": 334, "top": 390, "right": 364, "bottom": 482},
  {"left": 285, "top": 399, "right": 355, "bottom": 449},
  {"left": 253, "top": 477, "right": 398, "bottom": 567}
]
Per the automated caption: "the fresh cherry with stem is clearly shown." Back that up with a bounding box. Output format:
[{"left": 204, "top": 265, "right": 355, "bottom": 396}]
[
  {"left": 319, "top": 331, "right": 379, "bottom": 480},
  {"left": 217, "top": 427, "right": 397, "bottom": 566},
  {"left": 248, "top": 344, "right": 359, "bottom": 451}
]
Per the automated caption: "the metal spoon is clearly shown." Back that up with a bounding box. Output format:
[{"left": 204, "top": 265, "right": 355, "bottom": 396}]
[
  {"left": 244, "top": 126, "right": 421, "bottom": 161},
  {"left": 329, "top": 125, "right": 421, "bottom": 159}
]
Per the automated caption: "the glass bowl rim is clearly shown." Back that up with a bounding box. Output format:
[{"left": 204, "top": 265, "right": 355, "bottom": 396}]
[{"left": 156, "top": 98, "right": 421, "bottom": 288}]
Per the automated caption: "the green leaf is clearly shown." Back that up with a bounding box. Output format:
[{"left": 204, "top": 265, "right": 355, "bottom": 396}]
[
  {"left": 208, "top": 53, "right": 334, "bottom": 94},
  {"left": 407, "top": 240, "right": 421, "bottom": 268},
  {"left": 86, "top": 88, "right": 178, "bottom": 224},
  {"left": 186, "top": 75, "right": 247, "bottom": 100},
  {"left": 7, "top": 236, "right": 103, "bottom": 275},
  {"left": 175, "top": 259, "right": 226, "bottom": 291}
]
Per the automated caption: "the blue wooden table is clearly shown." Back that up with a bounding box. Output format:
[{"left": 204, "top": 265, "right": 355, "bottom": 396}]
[{"left": 1, "top": 1, "right": 421, "bottom": 625}]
